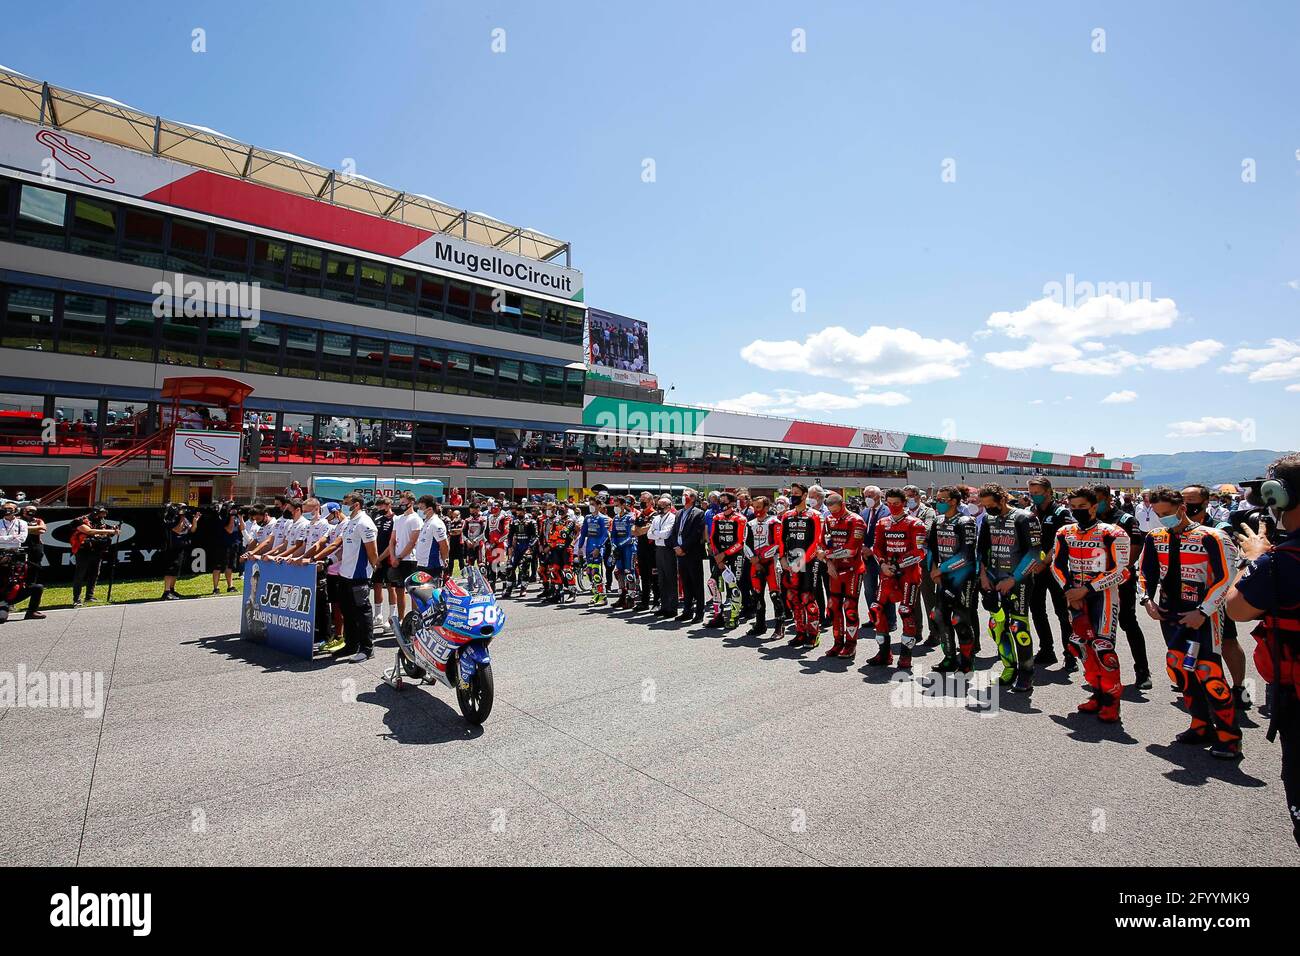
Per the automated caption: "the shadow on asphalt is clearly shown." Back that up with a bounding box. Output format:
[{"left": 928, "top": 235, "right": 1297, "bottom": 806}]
[
  {"left": 1048, "top": 711, "right": 1140, "bottom": 745},
  {"left": 187, "top": 632, "right": 337, "bottom": 674},
  {"left": 356, "top": 682, "right": 483, "bottom": 746},
  {"left": 1144, "top": 742, "right": 1266, "bottom": 788}
]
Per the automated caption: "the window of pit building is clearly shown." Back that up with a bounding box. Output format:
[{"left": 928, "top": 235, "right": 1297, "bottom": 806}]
[
  {"left": 210, "top": 229, "right": 251, "bottom": 281},
  {"left": 120, "top": 207, "right": 166, "bottom": 268},
  {"left": 471, "top": 354, "right": 496, "bottom": 398},
  {"left": 286, "top": 245, "right": 324, "bottom": 296},
  {"left": 358, "top": 261, "right": 387, "bottom": 309},
  {"left": 2, "top": 285, "right": 55, "bottom": 352},
  {"left": 104, "top": 400, "right": 148, "bottom": 454},
  {"left": 389, "top": 267, "right": 419, "bottom": 313},
  {"left": 445, "top": 350, "right": 473, "bottom": 396},
  {"left": 202, "top": 317, "right": 243, "bottom": 372},
  {"left": 245, "top": 321, "right": 285, "bottom": 376},
  {"left": 446, "top": 281, "right": 472, "bottom": 324},
  {"left": 167, "top": 218, "right": 210, "bottom": 275},
  {"left": 416, "top": 274, "right": 446, "bottom": 320},
  {"left": 414, "top": 345, "right": 445, "bottom": 392},
  {"left": 53, "top": 396, "right": 101, "bottom": 456},
  {"left": 58, "top": 293, "right": 109, "bottom": 357},
  {"left": 69, "top": 196, "right": 117, "bottom": 260},
  {"left": 252, "top": 236, "right": 288, "bottom": 288},
  {"left": 109, "top": 300, "right": 158, "bottom": 362},
  {"left": 158, "top": 312, "right": 201, "bottom": 367},
  {"left": 320, "top": 331, "right": 353, "bottom": 383},
  {"left": 385, "top": 340, "right": 414, "bottom": 389},
  {"left": 519, "top": 362, "right": 542, "bottom": 403},
  {"left": 497, "top": 359, "right": 520, "bottom": 402},
  {"left": 283, "top": 326, "right": 319, "bottom": 379},
  {"left": 14, "top": 184, "right": 67, "bottom": 251},
  {"left": 0, "top": 391, "right": 49, "bottom": 456},
  {"left": 0, "top": 178, "right": 12, "bottom": 240},
  {"left": 354, "top": 336, "right": 386, "bottom": 386},
  {"left": 323, "top": 253, "right": 358, "bottom": 303}
]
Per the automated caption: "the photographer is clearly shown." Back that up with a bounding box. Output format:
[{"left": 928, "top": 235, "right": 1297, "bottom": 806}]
[
  {"left": 0, "top": 501, "right": 43, "bottom": 621},
  {"left": 71, "top": 505, "right": 120, "bottom": 607},
  {"left": 161, "top": 502, "right": 198, "bottom": 601},
  {"left": 1226, "top": 453, "right": 1300, "bottom": 848},
  {"left": 20, "top": 505, "right": 45, "bottom": 586},
  {"left": 210, "top": 495, "right": 242, "bottom": 594}
]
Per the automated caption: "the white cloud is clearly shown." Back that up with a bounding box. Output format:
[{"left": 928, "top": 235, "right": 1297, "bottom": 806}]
[
  {"left": 1287, "top": 279, "right": 1300, "bottom": 291},
  {"left": 1165, "top": 416, "right": 1250, "bottom": 439},
  {"left": 1080, "top": 341, "right": 1106, "bottom": 352},
  {"left": 1102, "top": 390, "right": 1138, "bottom": 404},
  {"left": 1287, "top": 384, "right": 1300, "bottom": 392},
  {"left": 985, "top": 294, "right": 1178, "bottom": 345},
  {"left": 1221, "top": 338, "right": 1300, "bottom": 382},
  {"left": 740, "top": 325, "right": 969, "bottom": 387},
  {"left": 985, "top": 340, "right": 1221, "bottom": 375},
  {"left": 713, "top": 388, "right": 911, "bottom": 416}
]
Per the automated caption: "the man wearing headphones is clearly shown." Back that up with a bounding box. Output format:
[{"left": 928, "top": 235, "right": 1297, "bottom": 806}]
[{"left": 1227, "top": 454, "right": 1300, "bottom": 847}]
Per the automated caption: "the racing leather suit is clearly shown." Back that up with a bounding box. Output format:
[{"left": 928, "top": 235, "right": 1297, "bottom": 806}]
[
  {"left": 609, "top": 510, "right": 638, "bottom": 605},
  {"left": 928, "top": 512, "right": 979, "bottom": 672},
  {"left": 485, "top": 509, "right": 511, "bottom": 581},
  {"left": 543, "top": 513, "right": 576, "bottom": 597},
  {"left": 1138, "top": 523, "right": 1238, "bottom": 747},
  {"left": 978, "top": 507, "right": 1043, "bottom": 686},
  {"left": 822, "top": 508, "right": 867, "bottom": 655},
  {"left": 709, "top": 509, "right": 748, "bottom": 626},
  {"left": 578, "top": 512, "right": 611, "bottom": 603},
  {"left": 1052, "top": 518, "right": 1130, "bottom": 719},
  {"left": 779, "top": 507, "right": 823, "bottom": 645},
  {"left": 462, "top": 515, "right": 486, "bottom": 566},
  {"left": 506, "top": 515, "right": 537, "bottom": 593},
  {"left": 870, "top": 511, "right": 927, "bottom": 664},
  {"left": 746, "top": 512, "right": 784, "bottom": 631}
]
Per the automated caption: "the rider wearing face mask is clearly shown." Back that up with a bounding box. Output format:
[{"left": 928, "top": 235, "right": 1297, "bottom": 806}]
[
  {"left": 1138, "top": 486, "right": 1239, "bottom": 758},
  {"left": 1026, "top": 476, "right": 1076, "bottom": 670},
  {"left": 1051, "top": 486, "right": 1131, "bottom": 723},
  {"left": 1182, "top": 483, "right": 1249, "bottom": 711},
  {"left": 819, "top": 492, "right": 867, "bottom": 658},
  {"left": 778, "top": 482, "right": 824, "bottom": 650},
  {"left": 926, "top": 486, "right": 979, "bottom": 673},
  {"left": 867, "top": 488, "right": 928, "bottom": 671},
  {"left": 1092, "top": 483, "right": 1151, "bottom": 690},
  {"left": 977, "top": 483, "right": 1044, "bottom": 694}
]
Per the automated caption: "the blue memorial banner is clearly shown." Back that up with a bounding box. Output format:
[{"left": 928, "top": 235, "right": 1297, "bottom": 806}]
[{"left": 240, "top": 559, "right": 316, "bottom": 659}]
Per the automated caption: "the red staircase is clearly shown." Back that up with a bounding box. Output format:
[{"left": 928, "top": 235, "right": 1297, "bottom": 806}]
[{"left": 37, "top": 423, "right": 176, "bottom": 506}]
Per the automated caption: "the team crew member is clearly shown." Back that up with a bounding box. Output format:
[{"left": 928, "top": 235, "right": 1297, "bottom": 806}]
[
  {"left": 388, "top": 492, "right": 423, "bottom": 621},
  {"left": 707, "top": 493, "right": 748, "bottom": 629},
  {"left": 977, "top": 483, "right": 1043, "bottom": 693},
  {"left": 0, "top": 501, "right": 43, "bottom": 621},
  {"left": 20, "top": 506, "right": 45, "bottom": 587},
  {"left": 485, "top": 500, "right": 512, "bottom": 587},
  {"left": 1052, "top": 486, "right": 1130, "bottom": 722},
  {"left": 315, "top": 492, "right": 379, "bottom": 662},
  {"left": 1095, "top": 483, "right": 1151, "bottom": 689},
  {"left": 70, "top": 506, "right": 119, "bottom": 607},
  {"left": 608, "top": 497, "right": 639, "bottom": 610},
  {"left": 320, "top": 503, "right": 348, "bottom": 651},
  {"left": 819, "top": 493, "right": 867, "bottom": 659},
  {"left": 1026, "top": 476, "right": 1075, "bottom": 669},
  {"left": 578, "top": 500, "right": 612, "bottom": 606},
  {"left": 1227, "top": 455, "right": 1300, "bottom": 846},
  {"left": 927, "top": 486, "right": 979, "bottom": 674},
  {"left": 369, "top": 497, "right": 396, "bottom": 634},
  {"left": 868, "top": 488, "right": 928, "bottom": 670},
  {"left": 649, "top": 496, "right": 679, "bottom": 618},
  {"left": 1139, "top": 486, "right": 1239, "bottom": 758},
  {"left": 632, "top": 492, "right": 659, "bottom": 611},
  {"left": 446, "top": 508, "right": 464, "bottom": 578},
  {"left": 413, "top": 496, "right": 449, "bottom": 584},
  {"left": 779, "top": 482, "right": 823, "bottom": 650},
  {"left": 745, "top": 496, "right": 784, "bottom": 638},
  {"left": 292, "top": 498, "right": 335, "bottom": 650}
]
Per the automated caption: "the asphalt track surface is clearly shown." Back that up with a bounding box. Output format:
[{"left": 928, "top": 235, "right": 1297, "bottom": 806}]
[{"left": 2, "top": 588, "right": 1293, "bottom": 866}]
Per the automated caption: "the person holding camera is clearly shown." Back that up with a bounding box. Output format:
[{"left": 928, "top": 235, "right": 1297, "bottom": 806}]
[
  {"left": 20, "top": 505, "right": 45, "bottom": 587},
  {"left": 1227, "top": 453, "right": 1300, "bottom": 848},
  {"left": 0, "top": 501, "right": 43, "bottom": 621},
  {"left": 161, "top": 502, "right": 198, "bottom": 601},
  {"left": 72, "top": 505, "right": 120, "bottom": 607},
  {"left": 210, "top": 495, "right": 242, "bottom": 594}
]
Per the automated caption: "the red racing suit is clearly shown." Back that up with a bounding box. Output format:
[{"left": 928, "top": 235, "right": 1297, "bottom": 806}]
[
  {"left": 485, "top": 509, "right": 511, "bottom": 571},
  {"left": 822, "top": 509, "right": 867, "bottom": 647},
  {"left": 709, "top": 509, "right": 748, "bottom": 620},
  {"left": 871, "top": 511, "right": 927, "bottom": 642},
  {"left": 779, "top": 507, "right": 823, "bottom": 639},
  {"left": 1052, "top": 520, "right": 1130, "bottom": 714}
]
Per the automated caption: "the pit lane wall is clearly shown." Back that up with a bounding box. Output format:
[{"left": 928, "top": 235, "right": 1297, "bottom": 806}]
[{"left": 580, "top": 396, "right": 1138, "bottom": 475}]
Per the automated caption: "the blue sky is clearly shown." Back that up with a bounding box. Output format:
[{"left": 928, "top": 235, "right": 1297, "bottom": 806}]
[{"left": 6, "top": 1, "right": 1298, "bottom": 457}]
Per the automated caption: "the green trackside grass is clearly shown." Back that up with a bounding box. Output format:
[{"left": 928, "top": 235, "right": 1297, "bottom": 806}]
[{"left": 15, "top": 572, "right": 245, "bottom": 612}]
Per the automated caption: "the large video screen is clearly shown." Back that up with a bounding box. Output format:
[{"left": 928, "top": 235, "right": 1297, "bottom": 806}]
[{"left": 587, "top": 308, "right": 650, "bottom": 374}]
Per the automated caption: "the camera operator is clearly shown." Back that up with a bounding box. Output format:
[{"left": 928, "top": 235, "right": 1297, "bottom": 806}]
[
  {"left": 161, "top": 501, "right": 198, "bottom": 601},
  {"left": 0, "top": 501, "right": 43, "bottom": 621},
  {"left": 209, "top": 494, "right": 242, "bottom": 594},
  {"left": 20, "top": 505, "right": 45, "bottom": 586},
  {"left": 1226, "top": 453, "right": 1300, "bottom": 848},
  {"left": 72, "top": 505, "right": 120, "bottom": 607}
]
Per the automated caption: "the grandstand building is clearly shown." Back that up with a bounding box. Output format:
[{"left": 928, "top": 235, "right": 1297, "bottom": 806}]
[{"left": 0, "top": 68, "right": 1137, "bottom": 503}]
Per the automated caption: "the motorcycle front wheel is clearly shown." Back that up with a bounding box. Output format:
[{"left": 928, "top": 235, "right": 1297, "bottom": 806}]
[{"left": 456, "top": 662, "right": 494, "bottom": 725}]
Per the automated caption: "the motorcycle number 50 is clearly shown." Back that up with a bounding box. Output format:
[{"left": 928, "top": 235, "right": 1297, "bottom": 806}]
[{"left": 465, "top": 604, "right": 501, "bottom": 629}]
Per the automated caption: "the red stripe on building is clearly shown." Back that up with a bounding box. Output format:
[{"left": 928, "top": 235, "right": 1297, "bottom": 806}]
[
  {"left": 1069, "top": 456, "right": 1086, "bottom": 467},
  {"left": 782, "top": 422, "right": 859, "bottom": 447},
  {"left": 144, "top": 170, "right": 432, "bottom": 259},
  {"left": 1122, "top": 462, "right": 1134, "bottom": 472},
  {"left": 978, "top": 445, "right": 1008, "bottom": 461}
]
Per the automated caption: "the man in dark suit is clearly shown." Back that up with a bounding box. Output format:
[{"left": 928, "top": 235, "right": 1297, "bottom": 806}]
[{"left": 672, "top": 489, "right": 706, "bottom": 622}]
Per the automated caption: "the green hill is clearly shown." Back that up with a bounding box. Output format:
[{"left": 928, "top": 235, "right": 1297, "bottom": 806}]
[{"left": 1129, "top": 449, "right": 1293, "bottom": 489}]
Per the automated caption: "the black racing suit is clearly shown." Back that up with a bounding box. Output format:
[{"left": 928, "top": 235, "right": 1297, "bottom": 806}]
[
  {"left": 977, "top": 507, "right": 1043, "bottom": 684},
  {"left": 1029, "top": 501, "right": 1074, "bottom": 655},
  {"left": 928, "top": 513, "right": 979, "bottom": 670},
  {"left": 1104, "top": 504, "right": 1149, "bottom": 681},
  {"left": 507, "top": 516, "right": 538, "bottom": 591}
]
